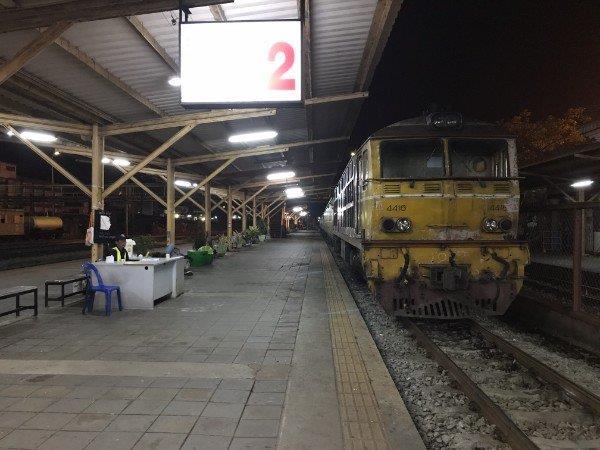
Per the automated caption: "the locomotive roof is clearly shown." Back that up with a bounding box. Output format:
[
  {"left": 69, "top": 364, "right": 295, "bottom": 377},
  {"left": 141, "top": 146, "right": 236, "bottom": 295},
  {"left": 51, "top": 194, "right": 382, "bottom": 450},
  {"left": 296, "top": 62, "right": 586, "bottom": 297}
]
[{"left": 370, "top": 114, "right": 514, "bottom": 139}]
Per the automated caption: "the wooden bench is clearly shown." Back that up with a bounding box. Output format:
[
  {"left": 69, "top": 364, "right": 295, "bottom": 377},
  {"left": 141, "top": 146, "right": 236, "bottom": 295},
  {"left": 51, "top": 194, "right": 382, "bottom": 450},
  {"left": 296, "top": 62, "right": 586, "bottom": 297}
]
[
  {"left": 0, "top": 286, "right": 38, "bottom": 317},
  {"left": 45, "top": 276, "right": 87, "bottom": 307}
]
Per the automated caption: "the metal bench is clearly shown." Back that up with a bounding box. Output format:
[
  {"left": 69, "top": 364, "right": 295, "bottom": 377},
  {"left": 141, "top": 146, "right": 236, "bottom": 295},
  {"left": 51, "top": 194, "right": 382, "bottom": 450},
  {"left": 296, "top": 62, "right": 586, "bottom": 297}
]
[
  {"left": 45, "top": 275, "right": 87, "bottom": 307},
  {"left": 0, "top": 286, "right": 38, "bottom": 317}
]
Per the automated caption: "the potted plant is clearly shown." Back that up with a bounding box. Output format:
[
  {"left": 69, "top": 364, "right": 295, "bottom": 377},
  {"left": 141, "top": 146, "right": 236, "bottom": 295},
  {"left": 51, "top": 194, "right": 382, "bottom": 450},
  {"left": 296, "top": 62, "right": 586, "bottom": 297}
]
[
  {"left": 213, "top": 235, "right": 228, "bottom": 256},
  {"left": 187, "top": 244, "right": 214, "bottom": 267},
  {"left": 257, "top": 217, "right": 267, "bottom": 242}
]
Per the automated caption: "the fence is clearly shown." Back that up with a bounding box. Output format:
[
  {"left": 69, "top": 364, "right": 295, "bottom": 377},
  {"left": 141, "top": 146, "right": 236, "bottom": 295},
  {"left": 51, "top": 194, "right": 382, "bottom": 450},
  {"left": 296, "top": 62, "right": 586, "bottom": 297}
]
[{"left": 520, "top": 203, "right": 600, "bottom": 318}]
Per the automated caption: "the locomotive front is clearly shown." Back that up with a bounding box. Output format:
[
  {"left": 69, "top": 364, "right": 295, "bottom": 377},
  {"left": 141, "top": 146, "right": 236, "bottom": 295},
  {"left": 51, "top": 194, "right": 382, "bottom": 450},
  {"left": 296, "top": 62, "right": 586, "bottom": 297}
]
[{"left": 361, "top": 113, "right": 529, "bottom": 319}]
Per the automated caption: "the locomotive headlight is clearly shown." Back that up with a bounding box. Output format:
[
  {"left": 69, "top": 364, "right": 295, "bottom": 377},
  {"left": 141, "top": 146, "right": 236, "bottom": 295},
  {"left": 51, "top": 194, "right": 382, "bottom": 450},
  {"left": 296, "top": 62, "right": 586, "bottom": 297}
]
[
  {"left": 482, "top": 218, "right": 498, "bottom": 232},
  {"left": 381, "top": 218, "right": 396, "bottom": 232},
  {"left": 396, "top": 218, "right": 412, "bottom": 232}
]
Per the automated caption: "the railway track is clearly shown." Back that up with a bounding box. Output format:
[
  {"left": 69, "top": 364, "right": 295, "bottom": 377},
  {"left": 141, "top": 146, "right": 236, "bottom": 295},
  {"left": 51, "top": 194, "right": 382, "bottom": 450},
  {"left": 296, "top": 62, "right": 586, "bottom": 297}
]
[{"left": 403, "top": 318, "right": 600, "bottom": 449}]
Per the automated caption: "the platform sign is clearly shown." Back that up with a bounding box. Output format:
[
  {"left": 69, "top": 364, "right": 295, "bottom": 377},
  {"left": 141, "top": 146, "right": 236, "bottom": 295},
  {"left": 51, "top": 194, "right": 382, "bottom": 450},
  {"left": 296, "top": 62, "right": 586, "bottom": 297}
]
[{"left": 180, "top": 21, "right": 302, "bottom": 105}]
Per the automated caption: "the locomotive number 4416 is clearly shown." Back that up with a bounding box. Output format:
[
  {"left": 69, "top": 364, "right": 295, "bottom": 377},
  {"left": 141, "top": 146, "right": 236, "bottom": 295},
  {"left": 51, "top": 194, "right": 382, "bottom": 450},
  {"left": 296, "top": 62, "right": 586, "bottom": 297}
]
[{"left": 386, "top": 204, "right": 407, "bottom": 212}]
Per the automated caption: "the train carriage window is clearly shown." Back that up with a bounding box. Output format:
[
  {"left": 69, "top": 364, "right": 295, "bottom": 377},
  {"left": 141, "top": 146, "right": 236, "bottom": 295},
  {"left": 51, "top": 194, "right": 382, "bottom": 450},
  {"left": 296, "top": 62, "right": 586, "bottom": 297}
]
[
  {"left": 448, "top": 139, "right": 509, "bottom": 178},
  {"left": 380, "top": 139, "right": 444, "bottom": 179}
]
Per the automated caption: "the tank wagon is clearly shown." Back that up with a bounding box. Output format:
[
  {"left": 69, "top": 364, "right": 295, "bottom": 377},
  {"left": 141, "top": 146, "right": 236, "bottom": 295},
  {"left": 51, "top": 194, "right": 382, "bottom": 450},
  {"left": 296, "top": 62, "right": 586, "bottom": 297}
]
[{"left": 320, "top": 112, "right": 530, "bottom": 319}]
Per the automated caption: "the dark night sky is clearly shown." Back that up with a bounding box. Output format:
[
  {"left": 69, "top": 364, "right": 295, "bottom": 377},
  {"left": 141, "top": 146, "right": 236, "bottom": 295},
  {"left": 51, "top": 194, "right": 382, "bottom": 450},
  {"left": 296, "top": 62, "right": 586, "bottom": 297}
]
[{"left": 352, "top": 0, "right": 600, "bottom": 145}]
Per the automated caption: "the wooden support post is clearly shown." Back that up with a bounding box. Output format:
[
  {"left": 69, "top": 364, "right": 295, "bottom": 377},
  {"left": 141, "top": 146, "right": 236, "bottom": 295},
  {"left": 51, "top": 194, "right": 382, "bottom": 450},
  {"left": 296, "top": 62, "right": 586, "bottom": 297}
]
[
  {"left": 227, "top": 186, "right": 233, "bottom": 249},
  {"left": 204, "top": 182, "right": 211, "bottom": 240},
  {"left": 281, "top": 202, "right": 286, "bottom": 237},
  {"left": 241, "top": 191, "right": 247, "bottom": 232},
  {"left": 166, "top": 159, "right": 175, "bottom": 246},
  {"left": 252, "top": 196, "right": 257, "bottom": 227},
  {"left": 0, "top": 21, "right": 71, "bottom": 86},
  {"left": 91, "top": 124, "right": 104, "bottom": 262}
]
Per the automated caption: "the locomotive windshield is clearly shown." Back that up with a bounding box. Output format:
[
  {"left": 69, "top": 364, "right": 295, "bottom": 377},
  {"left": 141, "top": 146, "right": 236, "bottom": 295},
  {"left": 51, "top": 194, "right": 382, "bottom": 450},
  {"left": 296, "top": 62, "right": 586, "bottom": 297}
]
[
  {"left": 379, "top": 137, "right": 511, "bottom": 179},
  {"left": 448, "top": 138, "right": 509, "bottom": 179},
  {"left": 380, "top": 139, "right": 444, "bottom": 179}
]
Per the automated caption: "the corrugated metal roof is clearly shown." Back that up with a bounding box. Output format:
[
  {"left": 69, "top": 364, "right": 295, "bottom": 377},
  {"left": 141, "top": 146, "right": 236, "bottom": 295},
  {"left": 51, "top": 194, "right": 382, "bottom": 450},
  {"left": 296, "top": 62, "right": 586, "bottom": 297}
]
[{"left": 0, "top": 0, "right": 391, "bottom": 184}]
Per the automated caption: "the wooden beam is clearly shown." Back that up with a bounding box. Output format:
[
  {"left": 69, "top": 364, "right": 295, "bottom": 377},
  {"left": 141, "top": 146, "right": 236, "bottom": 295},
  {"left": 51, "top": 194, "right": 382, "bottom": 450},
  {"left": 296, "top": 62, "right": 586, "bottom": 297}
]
[
  {"left": 175, "top": 158, "right": 236, "bottom": 207},
  {"left": 126, "top": 16, "right": 178, "bottom": 72},
  {"left": 158, "top": 174, "right": 204, "bottom": 212},
  {"left": 355, "top": 0, "right": 403, "bottom": 91},
  {"left": 209, "top": 4, "right": 227, "bottom": 21},
  {"left": 0, "top": 1, "right": 17, "bottom": 7},
  {"left": 233, "top": 185, "right": 268, "bottom": 213},
  {"left": 3, "top": 124, "right": 91, "bottom": 196},
  {"left": 103, "top": 124, "right": 195, "bottom": 198},
  {"left": 304, "top": 92, "right": 369, "bottom": 106},
  {"left": 115, "top": 166, "right": 167, "bottom": 207},
  {"left": 239, "top": 173, "right": 335, "bottom": 189},
  {"left": 54, "top": 35, "right": 164, "bottom": 116},
  {"left": 0, "top": 0, "right": 234, "bottom": 33},
  {"left": 0, "top": 21, "right": 71, "bottom": 85},
  {"left": 344, "top": 0, "right": 403, "bottom": 135},
  {"left": 54, "top": 144, "right": 166, "bottom": 166},
  {"left": 104, "top": 108, "right": 276, "bottom": 136},
  {"left": 175, "top": 136, "right": 349, "bottom": 166},
  {"left": 0, "top": 112, "right": 92, "bottom": 135}
]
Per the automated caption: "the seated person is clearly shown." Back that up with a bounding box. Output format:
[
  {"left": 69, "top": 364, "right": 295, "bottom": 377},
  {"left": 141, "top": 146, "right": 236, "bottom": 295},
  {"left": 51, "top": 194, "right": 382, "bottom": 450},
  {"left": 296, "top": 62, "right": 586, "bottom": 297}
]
[{"left": 108, "top": 234, "right": 130, "bottom": 262}]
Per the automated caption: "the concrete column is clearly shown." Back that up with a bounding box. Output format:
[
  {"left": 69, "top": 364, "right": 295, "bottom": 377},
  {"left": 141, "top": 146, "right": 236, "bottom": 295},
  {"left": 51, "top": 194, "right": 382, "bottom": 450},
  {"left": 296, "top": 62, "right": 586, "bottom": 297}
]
[
  {"left": 204, "top": 182, "right": 211, "bottom": 240},
  {"left": 91, "top": 124, "right": 104, "bottom": 262},
  {"left": 242, "top": 191, "right": 247, "bottom": 232},
  {"left": 252, "top": 196, "right": 257, "bottom": 227},
  {"left": 227, "top": 185, "right": 233, "bottom": 249},
  {"left": 166, "top": 158, "right": 175, "bottom": 246}
]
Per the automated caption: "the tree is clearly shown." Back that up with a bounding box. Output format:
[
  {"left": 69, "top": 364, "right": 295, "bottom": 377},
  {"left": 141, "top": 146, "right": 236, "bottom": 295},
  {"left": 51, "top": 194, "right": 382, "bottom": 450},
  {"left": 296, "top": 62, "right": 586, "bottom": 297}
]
[{"left": 501, "top": 108, "right": 591, "bottom": 164}]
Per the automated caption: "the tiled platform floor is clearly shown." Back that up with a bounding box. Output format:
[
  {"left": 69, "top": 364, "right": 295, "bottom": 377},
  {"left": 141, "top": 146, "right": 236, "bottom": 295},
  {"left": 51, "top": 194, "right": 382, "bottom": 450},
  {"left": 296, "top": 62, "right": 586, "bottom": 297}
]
[{"left": 0, "top": 232, "right": 423, "bottom": 449}]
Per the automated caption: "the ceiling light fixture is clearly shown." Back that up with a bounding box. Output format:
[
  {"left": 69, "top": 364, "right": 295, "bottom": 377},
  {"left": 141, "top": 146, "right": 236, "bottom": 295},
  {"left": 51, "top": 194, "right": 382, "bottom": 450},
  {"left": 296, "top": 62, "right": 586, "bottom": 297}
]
[
  {"left": 299, "top": 211, "right": 308, "bottom": 217},
  {"left": 53, "top": 150, "right": 60, "bottom": 156},
  {"left": 571, "top": 179, "right": 594, "bottom": 188},
  {"left": 285, "top": 187, "right": 304, "bottom": 199},
  {"left": 21, "top": 131, "right": 57, "bottom": 143},
  {"left": 168, "top": 76, "right": 182, "bottom": 87},
  {"left": 101, "top": 157, "right": 112, "bottom": 164},
  {"left": 6, "top": 130, "right": 14, "bottom": 137},
  {"left": 112, "top": 158, "right": 131, "bottom": 167},
  {"left": 267, "top": 170, "right": 295, "bottom": 181},
  {"left": 228, "top": 130, "right": 278, "bottom": 144},
  {"left": 292, "top": 206, "right": 303, "bottom": 212},
  {"left": 174, "top": 179, "right": 192, "bottom": 188}
]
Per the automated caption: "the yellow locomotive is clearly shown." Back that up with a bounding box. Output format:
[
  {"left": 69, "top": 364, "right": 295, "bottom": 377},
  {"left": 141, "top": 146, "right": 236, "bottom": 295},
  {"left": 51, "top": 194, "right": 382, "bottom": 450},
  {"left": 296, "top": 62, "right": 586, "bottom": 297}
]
[{"left": 320, "top": 112, "right": 529, "bottom": 319}]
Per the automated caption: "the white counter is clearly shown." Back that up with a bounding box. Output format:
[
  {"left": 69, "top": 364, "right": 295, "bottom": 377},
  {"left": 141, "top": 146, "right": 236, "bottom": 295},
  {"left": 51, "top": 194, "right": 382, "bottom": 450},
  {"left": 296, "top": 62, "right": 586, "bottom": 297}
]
[{"left": 93, "top": 257, "right": 185, "bottom": 310}]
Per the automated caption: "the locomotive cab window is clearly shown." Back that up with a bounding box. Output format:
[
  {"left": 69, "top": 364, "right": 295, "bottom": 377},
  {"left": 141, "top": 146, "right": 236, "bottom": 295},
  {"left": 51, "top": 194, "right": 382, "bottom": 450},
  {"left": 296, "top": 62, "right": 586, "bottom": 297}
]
[
  {"left": 379, "top": 139, "right": 444, "bottom": 179},
  {"left": 448, "top": 139, "right": 509, "bottom": 178}
]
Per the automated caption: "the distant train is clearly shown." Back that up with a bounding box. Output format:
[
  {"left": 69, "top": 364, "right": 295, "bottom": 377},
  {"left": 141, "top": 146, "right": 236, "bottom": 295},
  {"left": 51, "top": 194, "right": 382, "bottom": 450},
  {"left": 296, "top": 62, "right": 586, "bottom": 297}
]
[
  {"left": 320, "top": 112, "right": 530, "bottom": 319},
  {"left": 0, "top": 209, "right": 63, "bottom": 238}
]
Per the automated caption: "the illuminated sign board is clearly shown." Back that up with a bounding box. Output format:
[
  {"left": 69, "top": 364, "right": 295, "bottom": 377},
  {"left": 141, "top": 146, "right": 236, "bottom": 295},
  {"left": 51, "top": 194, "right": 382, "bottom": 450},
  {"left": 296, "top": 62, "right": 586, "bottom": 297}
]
[{"left": 180, "top": 21, "right": 302, "bottom": 105}]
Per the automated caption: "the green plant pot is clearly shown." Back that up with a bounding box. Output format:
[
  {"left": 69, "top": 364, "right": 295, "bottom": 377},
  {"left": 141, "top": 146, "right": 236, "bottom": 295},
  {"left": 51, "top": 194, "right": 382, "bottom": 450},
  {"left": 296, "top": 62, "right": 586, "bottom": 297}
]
[
  {"left": 187, "top": 250, "right": 214, "bottom": 267},
  {"left": 259, "top": 235, "right": 266, "bottom": 242}
]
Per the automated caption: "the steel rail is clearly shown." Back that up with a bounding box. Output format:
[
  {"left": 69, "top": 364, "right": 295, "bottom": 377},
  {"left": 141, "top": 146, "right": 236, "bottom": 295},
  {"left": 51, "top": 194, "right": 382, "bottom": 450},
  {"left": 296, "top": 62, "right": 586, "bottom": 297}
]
[
  {"left": 401, "top": 319, "right": 539, "bottom": 450},
  {"left": 469, "top": 320, "right": 600, "bottom": 415}
]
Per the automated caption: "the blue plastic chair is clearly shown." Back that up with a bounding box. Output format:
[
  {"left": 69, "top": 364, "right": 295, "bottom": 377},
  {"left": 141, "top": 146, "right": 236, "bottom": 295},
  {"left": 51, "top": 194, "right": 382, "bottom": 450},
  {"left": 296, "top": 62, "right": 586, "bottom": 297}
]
[{"left": 82, "top": 262, "right": 122, "bottom": 316}]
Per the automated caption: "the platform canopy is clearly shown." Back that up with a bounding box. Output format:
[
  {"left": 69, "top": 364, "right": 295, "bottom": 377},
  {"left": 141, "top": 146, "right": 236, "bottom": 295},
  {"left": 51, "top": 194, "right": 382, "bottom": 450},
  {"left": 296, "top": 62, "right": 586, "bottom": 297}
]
[{"left": 0, "top": 0, "right": 403, "bottom": 202}]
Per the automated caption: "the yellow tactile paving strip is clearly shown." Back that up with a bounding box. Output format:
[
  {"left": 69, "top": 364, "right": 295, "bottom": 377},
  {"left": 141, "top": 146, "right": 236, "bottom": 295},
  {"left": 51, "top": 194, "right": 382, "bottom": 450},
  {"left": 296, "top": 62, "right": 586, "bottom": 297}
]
[{"left": 321, "top": 246, "right": 391, "bottom": 450}]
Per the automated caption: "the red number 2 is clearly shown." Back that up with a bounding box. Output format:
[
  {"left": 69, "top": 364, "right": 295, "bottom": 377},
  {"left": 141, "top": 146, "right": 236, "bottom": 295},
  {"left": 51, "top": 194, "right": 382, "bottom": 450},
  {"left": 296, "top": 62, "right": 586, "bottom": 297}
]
[{"left": 268, "top": 42, "right": 295, "bottom": 90}]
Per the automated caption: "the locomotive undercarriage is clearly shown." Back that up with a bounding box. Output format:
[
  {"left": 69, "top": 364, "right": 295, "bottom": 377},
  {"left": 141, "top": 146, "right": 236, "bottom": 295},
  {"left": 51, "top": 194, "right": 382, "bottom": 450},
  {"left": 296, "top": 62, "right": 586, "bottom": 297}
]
[{"left": 375, "top": 277, "right": 517, "bottom": 319}]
